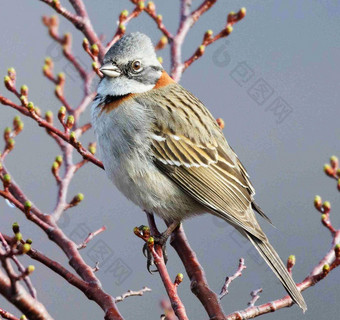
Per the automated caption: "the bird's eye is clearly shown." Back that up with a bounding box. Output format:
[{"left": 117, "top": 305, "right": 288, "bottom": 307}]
[{"left": 131, "top": 60, "right": 142, "bottom": 72}]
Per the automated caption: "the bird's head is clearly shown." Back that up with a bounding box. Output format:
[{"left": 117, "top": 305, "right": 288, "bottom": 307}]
[{"left": 98, "top": 32, "right": 163, "bottom": 97}]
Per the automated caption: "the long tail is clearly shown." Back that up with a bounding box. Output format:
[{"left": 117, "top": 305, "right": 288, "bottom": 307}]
[{"left": 245, "top": 232, "right": 307, "bottom": 312}]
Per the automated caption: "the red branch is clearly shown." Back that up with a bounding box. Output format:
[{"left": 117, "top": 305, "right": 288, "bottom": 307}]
[
  {"left": 226, "top": 227, "right": 340, "bottom": 319},
  {"left": 39, "top": 0, "right": 105, "bottom": 60},
  {"left": 134, "top": 225, "right": 189, "bottom": 320},
  {"left": 0, "top": 269, "right": 52, "bottom": 320},
  {"left": 0, "top": 96, "right": 103, "bottom": 169},
  {"left": 170, "top": 225, "right": 226, "bottom": 320},
  {"left": 0, "top": 307, "right": 20, "bottom": 320}
]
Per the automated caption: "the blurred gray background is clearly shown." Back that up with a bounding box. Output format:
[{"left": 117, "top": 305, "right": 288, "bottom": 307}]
[{"left": 0, "top": 0, "right": 339, "bottom": 319}]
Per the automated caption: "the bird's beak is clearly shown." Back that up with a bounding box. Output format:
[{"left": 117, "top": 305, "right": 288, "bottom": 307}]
[{"left": 99, "top": 62, "right": 121, "bottom": 78}]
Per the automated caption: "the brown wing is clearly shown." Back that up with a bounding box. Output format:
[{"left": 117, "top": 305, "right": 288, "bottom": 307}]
[{"left": 135, "top": 83, "right": 266, "bottom": 240}]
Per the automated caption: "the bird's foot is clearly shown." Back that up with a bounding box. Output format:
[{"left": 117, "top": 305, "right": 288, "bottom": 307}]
[
  {"left": 142, "top": 234, "right": 168, "bottom": 273},
  {"left": 134, "top": 221, "right": 180, "bottom": 273}
]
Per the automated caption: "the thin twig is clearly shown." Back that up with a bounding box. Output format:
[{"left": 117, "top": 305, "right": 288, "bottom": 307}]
[
  {"left": 247, "top": 288, "right": 262, "bottom": 307},
  {"left": 219, "top": 258, "right": 246, "bottom": 300},
  {"left": 77, "top": 226, "right": 107, "bottom": 250},
  {"left": 115, "top": 287, "right": 152, "bottom": 303}
]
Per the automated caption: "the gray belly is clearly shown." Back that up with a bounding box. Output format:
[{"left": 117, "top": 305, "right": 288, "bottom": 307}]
[{"left": 91, "top": 101, "right": 204, "bottom": 222}]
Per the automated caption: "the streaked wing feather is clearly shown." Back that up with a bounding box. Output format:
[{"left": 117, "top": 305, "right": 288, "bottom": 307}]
[
  {"left": 135, "top": 83, "right": 265, "bottom": 240},
  {"left": 155, "top": 159, "right": 265, "bottom": 240}
]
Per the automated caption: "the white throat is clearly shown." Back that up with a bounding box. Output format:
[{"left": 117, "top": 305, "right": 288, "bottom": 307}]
[{"left": 97, "top": 77, "right": 155, "bottom": 97}]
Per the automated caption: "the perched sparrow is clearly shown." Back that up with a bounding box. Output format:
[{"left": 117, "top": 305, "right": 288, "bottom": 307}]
[{"left": 91, "top": 32, "right": 306, "bottom": 311}]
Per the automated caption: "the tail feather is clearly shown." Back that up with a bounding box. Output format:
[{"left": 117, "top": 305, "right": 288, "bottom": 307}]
[
  {"left": 245, "top": 233, "right": 307, "bottom": 312},
  {"left": 251, "top": 202, "right": 274, "bottom": 226}
]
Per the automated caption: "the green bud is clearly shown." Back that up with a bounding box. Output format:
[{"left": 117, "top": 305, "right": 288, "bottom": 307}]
[
  {"left": 330, "top": 155, "right": 338, "bottom": 169},
  {"left": 121, "top": 9, "right": 129, "bottom": 17},
  {"left": 324, "top": 163, "right": 333, "bottom": 176},
  {"left": 226, "top": 25, "right": 233, "bottom": 35},
  {"left": 75, "top": 193, "right": 84, "bottom": 202},
  {"left": 27, "top": 265, "right": 35, "bottom": 274},
  {"left": 204, "top": 30, "right": 213, "bottom": 41},
  {"left": 55, "top": 85, "right": 62, "bottom": 98},
  {"left": 45, "top": 111, "right": 53, "bottom": 123},
  {"left": 69, "top": 131, "right": 77, "bottom": 143},
  {"left": 15, "top": 232, "right": 23, "bottom": 242},
  {"left": 3, "top": 173, "right": 11, "bottom": 183},
  {"left": 142, "top": 226, "right": 149, "bottom": 232},
  {"left": 52, "top": 161, "right": 59, "bottom": 170},
  {"left": 66, "top": 115, "right": 74, "bottom": 129},
  {"left": 12, "top": 222, "right": 20, "bottom": 234},
  {"left": 55, "top": 155, "right": 63, "bottom": 165},
  {"left": 322, "top": 264, "right": 330, "bottom": 273},
  {"left": 42, "top": 64, "right": 50, "bottom": 74},
  {"left": 13, "top": 115, "right": 21, "bottom": 123},
  {"left": 147, "top": 1, "right": 155, "bottom": 11},
  {"left": 7, "top": 138, "right": 15, "bottom": 150},
  {"left": 138, "top": 1, "right": 145, "bottom": 10},
  {"left": 26, "top": 238, "right": 33, "bottom": 245},
  {"left": 288, "top": 255, "right": 296, "bottom": 264},
  {"left": 314, "top": 195, "right": 322, "bottom": 206},
  {"left": 20, "top": 315, "right": 27, "bottom": 320},
  {"left": 57, "top": 72, "right": 65, "bottom": 82},
  {"left": 239, "top": 7, "right": 246, "bottom": 19},
  {"left": 323, "top": 201, "right": 331, "bottom": 212},
  {"left": 227, "top": 11, "right": 235, "bottom": 23},
  {"left": 20, "top": 85, "right": 29, "bottom": 96},
  {"left": 4, "top": 75, "right": 13, "bottom": 90},
  {"left": 27, "top": 101, "right": 34, "bottom": 112},
  {"left": 7, "top": 68, "right": 16, "bottom": 82},
  {"left": 118, "top": 24, "right": 126, "bottom": 32},
  {"left": 22, "top": 243, "right": 31, "bottom": 254},
  {"left": 92, "top": 61, "right": 98, "bottom": 70},
  {"left": 83, "top": 38, "right": 89, "bottom": 46},
  {"left": 20, "top": 95, "right": 28, "bottom": 106},
  {"left": 198, "top": 45, "right": 205, "bottom": 55},
  {"left": 58, "top": 106, "right": 66, "bottom": 117},
  {"left": 52, "top": 0, "right": 60, "bottom": 8},
  {"left": 335, "top": 244, "right": 340, "bottom": 258},
  {"left": 44, "top": 57, "right": 53, "bottom": 66},
  {"left": 24, "top": 200, "right": 32, "bottom": 209},
  {"left": 160, "top": 36, "right": 168, "bottom": 45},
  {"left": 88, "top": 143, "right": 96, "bottom": 155},
  {"left": 91, "top": 44, "right": 99, "bottom": 56},
  {"left": 7, "top": 67, "right": 16, "bottom": 75},
  {"left": 175, "top": 273, "right": 184, "bottom": 283}
]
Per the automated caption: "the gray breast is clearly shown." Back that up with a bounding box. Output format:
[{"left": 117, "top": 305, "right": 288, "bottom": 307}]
[{"left": 91, "top": 98, "right": 153, "bottom": 179}]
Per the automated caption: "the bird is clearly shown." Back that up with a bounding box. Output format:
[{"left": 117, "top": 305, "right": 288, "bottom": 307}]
[{"left": 91, "top": 32, "right": 307, "bottom": 312}]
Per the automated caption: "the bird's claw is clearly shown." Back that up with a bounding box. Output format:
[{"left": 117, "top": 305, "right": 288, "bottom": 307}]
[{"left": 142, "top": 234, "right": 169, "bottom": 274}]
